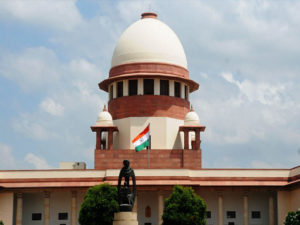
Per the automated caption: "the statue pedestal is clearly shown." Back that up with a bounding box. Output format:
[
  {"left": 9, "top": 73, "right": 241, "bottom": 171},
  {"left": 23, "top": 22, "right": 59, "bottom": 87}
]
[{"left": 113, "top": 212, "right": 138, "bottom": 225}]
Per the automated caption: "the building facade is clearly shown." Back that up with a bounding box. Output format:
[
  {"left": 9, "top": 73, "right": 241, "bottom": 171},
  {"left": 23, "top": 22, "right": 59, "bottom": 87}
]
[{"left": 0, "top": 12, "right": 300, "bottom": 225}]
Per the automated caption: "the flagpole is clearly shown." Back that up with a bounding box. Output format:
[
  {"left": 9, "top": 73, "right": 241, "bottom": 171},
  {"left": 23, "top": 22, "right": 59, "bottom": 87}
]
[{"left": 147, "top": 124, "right": 151, "bottom": 168}]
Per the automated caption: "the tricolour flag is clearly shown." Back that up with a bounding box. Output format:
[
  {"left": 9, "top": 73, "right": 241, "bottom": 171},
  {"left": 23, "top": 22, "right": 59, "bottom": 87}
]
[{"left": 132, "top": 125, "right": 150, "bottom": 152}]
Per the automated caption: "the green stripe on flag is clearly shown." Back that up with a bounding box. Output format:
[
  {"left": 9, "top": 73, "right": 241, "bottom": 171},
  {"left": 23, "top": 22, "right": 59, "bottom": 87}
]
[{"left": 135, "top": 139, "right": 149, "bottom": 152}]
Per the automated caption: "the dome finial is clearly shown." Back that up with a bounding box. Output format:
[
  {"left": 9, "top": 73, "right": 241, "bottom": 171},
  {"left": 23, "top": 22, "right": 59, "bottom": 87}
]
[
  {"left": 190, "top": 105, "right": 194, "bottom": 112},
  {"left": 103, "top": 105, "right": 107, "bottom": 112},
  {"left": 141, "top": 12, "right": 157, "bottom": 19}
]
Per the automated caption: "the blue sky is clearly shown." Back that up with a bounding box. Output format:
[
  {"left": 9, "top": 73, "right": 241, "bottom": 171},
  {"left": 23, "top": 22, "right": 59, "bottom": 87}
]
[{"left": 0, "top": 0, "right": 299, "bottom": 169}]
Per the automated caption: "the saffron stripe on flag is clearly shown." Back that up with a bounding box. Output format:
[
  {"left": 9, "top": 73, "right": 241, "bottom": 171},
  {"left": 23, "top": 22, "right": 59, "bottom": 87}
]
[
  {"left": 131, "top": 125, "right": 150, "bottom": 143},
  {"left": 133, "top": 132, "right": 150, "bottom": 148}
]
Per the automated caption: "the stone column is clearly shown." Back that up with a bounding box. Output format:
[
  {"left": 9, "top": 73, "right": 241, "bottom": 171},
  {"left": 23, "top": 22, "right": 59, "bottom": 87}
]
[
  {"left": 138, "top": 78, "right": 143, "bottom": 95},
  {"left": 218, "top": 195, "right": 223, "bottom": 225},
  {"left": 184, "top": 130, "right": 189, "bottom": 150},
  {"left": 186, "top": 86, "right": 189, "bottom": 100},
  {"left": 113, "top": 82, "right": 117, "bottom": 99},
  {"left": 123, "top": 80, "right": 128, "bottom": 96},
  {"left": 169, "top": 80, "right": 174, "bottom": 97},
  {"left": 195, "top": 129, "right": 200, "bottom": 150},
  {"left": 108, "top": 129, "right": 113, "bottom": 150},
  {"left": 243, "top": 195, "right": 248, "bottom": 225},
  {"left": 71, "top": 191, "right": 77, "bottom": 225},
  {"left": 180, "top": 82, "right": 185, "bottom": 99},
  {"left": 158, "top": 194, "right": 164, "bottom": 225},
  {"left": 44, "top": 191, "right": 50, "bottom": 225},
  {"left": 16, "top": 192, "right": 22, "bottom": 225},
  {"left": 269, "top": 195, "right": 274, "bottom": 225},
  {"left": 154, "top": 79, "right": 160, "bottom": 95},
  {"left": 96, "top": 130, "right": 102, "bottom": 149}
]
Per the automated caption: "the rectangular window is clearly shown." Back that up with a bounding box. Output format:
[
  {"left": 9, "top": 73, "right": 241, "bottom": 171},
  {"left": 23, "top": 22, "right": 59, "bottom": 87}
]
[
  {"left": 228, "top": 222, "right": 235, "bottom": 225},
  {"left": 160, "top": 80, "right": 169, "bottom": 96},
  {"left": 174, "top": 82, "right": 180, "bottom": 98},
  {"left": 117, "top": 81, "right": 123, "bottom": 98},
  {"left": 252, "top": 211, "right": 261, "bottom": 219},
  {"left": 129, "top": 80, "right": 137, "bottom": 96},
  {"left": 58, "top": 212, "right": 68, "bottom": 220},
  {"left": 206, "top": 211, "right": 211, "bottom": 219},
  {"left": 144, "top": 79, "right": 154, "bottom": 95},
  {"left": 226, "top": 211, "right": 236, "bottom": 219},
  {"left": 184, "top": 85, "right": 188, "bottom": 100},
  {"left": 144, "top": 223, "right": 151, "bottom": 225},
  {"left": 32, "top": 213, "right": 42, "bottom": 221},
  {"left": 109, "top": 85, "right": 113, "bottom": 101}
]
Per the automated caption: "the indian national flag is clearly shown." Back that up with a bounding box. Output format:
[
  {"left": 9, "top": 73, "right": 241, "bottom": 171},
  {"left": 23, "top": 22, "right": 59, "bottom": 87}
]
[{"left": 132, "top": 125, "right": 150, "bottom": 152}]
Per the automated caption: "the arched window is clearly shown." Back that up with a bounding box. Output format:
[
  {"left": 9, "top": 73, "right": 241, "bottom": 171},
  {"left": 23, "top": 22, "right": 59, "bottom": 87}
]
[
  {"left": 117, "top": 81, "right": 123, "bottom": 97},
  {"left": 145, "top": 206, "right": 151, "bottom": 218},
  {"left": 109, "top": 85, "right": 113, "bottom": 100},
  {"left": 174, "top": 81, "right": 181, "bottom": 98},
  {"left": 160, "top": 80, "right": 169, "bottom": 96},
  {"left": 144, "top": 79, "right": 154, "bottom": 95},
  {"left": 129, "top": 80, "right": 138, "bottom": 96}
]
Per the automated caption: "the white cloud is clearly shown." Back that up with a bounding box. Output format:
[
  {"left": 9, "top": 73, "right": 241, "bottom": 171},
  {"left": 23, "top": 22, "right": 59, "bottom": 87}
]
[
  {"left": 24, "top": 153, "right": 52, "bottom": 169},
  {"left": 0, "top": 143, "right": 17, "bottom": 169},
  {"left": 221, "top": 72, "right": 285, "bottom": 105},
  {"left": 0, "top": 0, "right": 83, "bottom": 31},
  {"left": 40, "top": 98, "right": 64, "bottom": 116},
  {"left": 221, "top": 72, "right": 235, "bottom": 84},
  {"left": 12, "top": 113, "right": 58, "bottom": 140},
  {"left": 0, "top": 47, "right": 61, "bottom": 92}
]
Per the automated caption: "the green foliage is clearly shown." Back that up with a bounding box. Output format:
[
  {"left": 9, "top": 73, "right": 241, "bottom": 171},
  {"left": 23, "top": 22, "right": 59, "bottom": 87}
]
[
  {"left": 284, "top": 209, "right": 300, "bottom": 225},
  {"left": 162, "top": 185, "right": 207, "bottom": 225},
  {"left": 78, "top": 183, "right": 119, "bottom": 225},
  {"left": 0, "top": 220, "right": 3, "bottom": 225}
]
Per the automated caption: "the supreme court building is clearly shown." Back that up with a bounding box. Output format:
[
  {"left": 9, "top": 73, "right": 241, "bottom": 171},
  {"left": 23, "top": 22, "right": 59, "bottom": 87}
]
[{"left": 0, "top": 12, "right": 299, "bottom": 225}]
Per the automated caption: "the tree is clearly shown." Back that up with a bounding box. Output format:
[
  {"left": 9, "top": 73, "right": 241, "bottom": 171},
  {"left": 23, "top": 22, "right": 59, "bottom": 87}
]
[
  {"left": 0, "top": 220, "right": 3, "bottom": 225},
  {"left": 162, "top": 185, "right": 207, "bottom": 225},
  {"left": 78, "top": 183, "right": 119, "bottom": 225},
  {"left": 284, "top": 209, "right": 300, "bottom": 225}
]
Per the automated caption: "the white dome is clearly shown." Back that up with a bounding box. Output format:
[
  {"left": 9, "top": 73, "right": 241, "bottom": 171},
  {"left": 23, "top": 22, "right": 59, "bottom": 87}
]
[
  {"left": 96, "top": 110, "right": 113, "bottom": 126},
  {"left": 184, "top": 111, "right": 200, "bottom": 126},
  {"left": 111, "top": 15, "right": 187, "bottom": 69}
]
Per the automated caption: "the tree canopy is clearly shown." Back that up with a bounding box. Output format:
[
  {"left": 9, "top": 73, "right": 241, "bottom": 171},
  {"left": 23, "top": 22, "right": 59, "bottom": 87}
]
[
  {"left": 162, "top": 185, "right": 207, "bottom": 225},
  {"left": 78, "top": 183, "right": 119, "bottom": 225},
  {"left": 284, "top": 209, "right": 300, "bottom": 225}
]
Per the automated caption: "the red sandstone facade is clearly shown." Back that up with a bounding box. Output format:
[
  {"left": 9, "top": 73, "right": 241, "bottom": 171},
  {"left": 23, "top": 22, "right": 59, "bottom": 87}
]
[
  {"left": 94, "top": 149, "right": 202, "bottom": 170},
  {"left": 108, "top": 95, "right": 190, "bottom": 120}
]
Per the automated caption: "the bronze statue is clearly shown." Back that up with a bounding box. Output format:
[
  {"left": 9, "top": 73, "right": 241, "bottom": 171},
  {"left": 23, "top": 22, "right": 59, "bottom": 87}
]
[{"left": 117, "top": 160, "right": 136, "bottom": 211}]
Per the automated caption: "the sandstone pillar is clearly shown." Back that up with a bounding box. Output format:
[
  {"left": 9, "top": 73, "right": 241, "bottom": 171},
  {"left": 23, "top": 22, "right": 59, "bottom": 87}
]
[
  {"left": 16, "top": 192, "right": 22, "bottom": 225},
  {"left": 184, "top": 130, "right": 189, "bottom": 149},
  {"left": 71, "top": 191, "right": 77, "bottom": 225},
  {"left": 218, "top": 195, "right": 223, "bottom": 225},
  {"left": 158, "top": 194, "right": 164, "bottom": 225},
  {"left": 243, "top": 195, "right": 248, "bottom": 225},
  {"left": 44, "top": 191, "right": 50, "bottom": 225}
]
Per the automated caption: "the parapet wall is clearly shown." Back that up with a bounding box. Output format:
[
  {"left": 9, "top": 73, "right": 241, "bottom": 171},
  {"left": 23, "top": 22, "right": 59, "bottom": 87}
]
[{"left": 94, "top": 149, "right": 202, "bottom": 169}]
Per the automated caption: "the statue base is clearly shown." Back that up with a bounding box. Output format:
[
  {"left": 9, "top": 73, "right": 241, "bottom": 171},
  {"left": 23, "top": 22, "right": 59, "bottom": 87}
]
[{"left": 113, "top": 212, "right": 138, "bottom": 225}]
